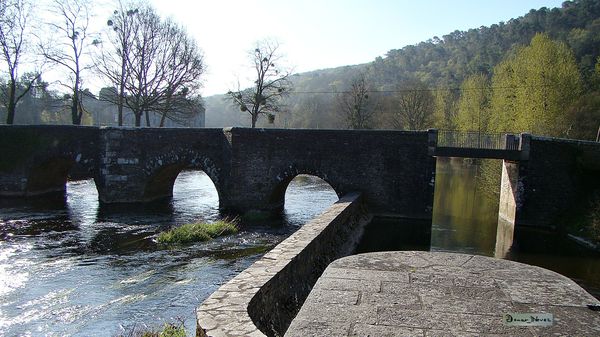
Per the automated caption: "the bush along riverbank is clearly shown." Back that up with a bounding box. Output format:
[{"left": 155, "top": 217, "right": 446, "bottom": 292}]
[{"left": 156, "top": 219, "right": 239, "bottom": 245}]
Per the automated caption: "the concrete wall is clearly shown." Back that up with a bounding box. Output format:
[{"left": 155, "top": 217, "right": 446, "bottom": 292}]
[{"left": 195, "top": 193, "right": 370, "bottom": 337}]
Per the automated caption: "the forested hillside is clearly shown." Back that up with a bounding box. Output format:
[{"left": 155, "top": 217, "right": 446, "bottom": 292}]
[{"left": 207, "top": 0, "right": 600, "bottom": 140}]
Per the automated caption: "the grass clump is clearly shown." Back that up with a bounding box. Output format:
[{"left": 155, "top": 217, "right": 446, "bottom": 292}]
[
  {"left": 117, "top": 319, "right": 186, "bottom": 337},
  {"left": 157, "top": 219, "right": 238, "bottom": 245}
]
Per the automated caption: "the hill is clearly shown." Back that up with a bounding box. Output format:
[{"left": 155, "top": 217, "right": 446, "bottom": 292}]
[{"left": 206, "top": 0, "right": 600, "bottom": 140}]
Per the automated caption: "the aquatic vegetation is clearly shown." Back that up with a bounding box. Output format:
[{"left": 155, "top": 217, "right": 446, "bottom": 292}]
[
  {"left": 117, "top": 320, "right": 186, "bottom": 337},
  {"left": 156, "top": 219, "right": 239, "bottom": 245}
]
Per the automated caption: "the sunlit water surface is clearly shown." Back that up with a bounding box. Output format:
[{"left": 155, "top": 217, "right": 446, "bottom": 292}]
[{"left": 0, "top": 172, "right": 338, "bottom": 336}]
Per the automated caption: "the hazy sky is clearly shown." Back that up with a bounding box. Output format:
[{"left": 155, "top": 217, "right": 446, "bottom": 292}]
[{"left": 145, "top": 0, "right": 564, "bottom": 96}]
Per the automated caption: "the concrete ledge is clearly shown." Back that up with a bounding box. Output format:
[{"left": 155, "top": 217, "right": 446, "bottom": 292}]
[
  {"left": 286, "top": 251, "right": 600, "bottom": 336},
  {"left": 196, "top": 192, "right": 370, "bottom": 337}
]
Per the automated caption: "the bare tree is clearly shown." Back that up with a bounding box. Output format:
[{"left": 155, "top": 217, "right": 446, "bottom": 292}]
[
  {"left": 0, "top": 0, "right": 40, "bottom": 124},
  {"left": 338, "top": 73, "right": 377, "bottom": 129},
  {"left": 95, "top": 0, "right": 140, "bottom": 126},
  {"left": 227, "top": 40, "right": 292, "bottom": 128},
  {"left": 41, "top": 0, "right": 95, "bottom": 125},
  {"left": 392, "top": 80, "right": 435, "bottom": 130},
  {"left": 120, "top": 6, "right": 205, "bottom": 127}
]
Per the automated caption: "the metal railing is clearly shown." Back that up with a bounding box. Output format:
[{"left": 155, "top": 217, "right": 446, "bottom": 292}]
[{"left": 437, "top": 130, "right": 519, "bottom": 150}]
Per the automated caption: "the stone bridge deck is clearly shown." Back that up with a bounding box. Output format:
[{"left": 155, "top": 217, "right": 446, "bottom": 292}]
[{"left": 286, "top": 251, "right": 600, "bottom": 336}]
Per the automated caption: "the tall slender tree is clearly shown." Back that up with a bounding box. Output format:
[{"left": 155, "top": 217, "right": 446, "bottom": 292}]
[
  {"left": 456, "top": 73, "right": 491, "bottom": 133},
  {"left": 42, "top": 0, "right": 95, "bottom": 125},
  {"left": 95, "top": 0, "right": 140, "bottom": 126},
  {"left": 0, "top": 0, "right": 40, "bottom": 124}
]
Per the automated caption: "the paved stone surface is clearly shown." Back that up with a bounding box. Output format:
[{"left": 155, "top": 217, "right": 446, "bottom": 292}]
[{"left": 285, "top": 251, "right": 600, "bottom": 337}]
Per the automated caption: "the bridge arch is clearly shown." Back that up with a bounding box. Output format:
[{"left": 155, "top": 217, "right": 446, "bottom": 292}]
[
  {"left": 268, "top": 165, "right": 341, "bottom": 213},
  {"left": 141, "top": 150, "right": 223, "bottom": 205},
  {"left": 24, "top": 153, "right": 97, "bottom": 197}
]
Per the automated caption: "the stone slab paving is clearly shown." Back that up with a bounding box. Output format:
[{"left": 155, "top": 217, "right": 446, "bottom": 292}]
[{"left": 285, "top": 251, "right": 600, "bottom": 337}]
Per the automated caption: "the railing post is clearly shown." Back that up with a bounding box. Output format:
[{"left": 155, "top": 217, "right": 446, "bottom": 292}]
[
  {"left": 428, "top": 129, "right": 438, "bottom": 156},
  {"left": 519, "top": 133, "right": 531, "bottom": 161},
  {"left": 504, "top": 134, "right": 516, "bottom": 150}
]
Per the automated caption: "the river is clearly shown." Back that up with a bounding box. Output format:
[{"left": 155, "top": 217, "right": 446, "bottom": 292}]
[
  {"left": 431, "top": 157, "right": 600, "bottom": 298},
  {"left": 0, "top": 172, "right": 338, "bottom": 336},
  {"left": 1, "top": 163, "right": 599, "bottom": 336}
]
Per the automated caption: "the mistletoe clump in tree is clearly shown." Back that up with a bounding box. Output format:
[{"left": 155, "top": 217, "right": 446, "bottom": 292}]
[{"left": 227, "top": 40, "right": 292, "bottom": 128}]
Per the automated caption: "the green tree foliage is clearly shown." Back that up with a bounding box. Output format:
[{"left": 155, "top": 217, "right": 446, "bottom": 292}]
[
  {"left": 489, "top": 34, "right": 582, "bottom": 136},
  {"left": 433, "top": 88, "right": 459, "bottom": 130},
  {"left": 456, "top": 73, "right": 491, "bottom": 132}
]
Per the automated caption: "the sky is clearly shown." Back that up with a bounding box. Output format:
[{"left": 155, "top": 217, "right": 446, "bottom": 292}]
[
  {"left": 145, "top": 0, "right": 565, "bottom": 96},
  {"left": 35, "top": 0, "right": 565, "bottom": 97}
]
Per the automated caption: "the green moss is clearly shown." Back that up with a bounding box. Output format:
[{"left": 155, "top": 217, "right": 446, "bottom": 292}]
[{"left": 156, "top": 219, "right": 238, "bottom": 245}]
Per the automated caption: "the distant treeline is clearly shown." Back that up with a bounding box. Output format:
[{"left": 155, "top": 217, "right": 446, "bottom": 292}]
[{"left": 207, "top": 0, "right": 600, "bottom": 141}]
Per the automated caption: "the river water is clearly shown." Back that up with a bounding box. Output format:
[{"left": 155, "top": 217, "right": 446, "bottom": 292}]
[
  {"left": 431, "top": 158, "right": 600, "bottom": 298},
  {"left": 1, "top": 162, "right": 599, "bottom": 336},
  {"left": 0, "top": 172, "right": 338, "bottom": 336}
]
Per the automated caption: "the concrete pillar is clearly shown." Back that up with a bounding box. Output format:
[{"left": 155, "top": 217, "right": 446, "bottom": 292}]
[{"left": 495, "top": 160, "right": 520, "bottom": 258}]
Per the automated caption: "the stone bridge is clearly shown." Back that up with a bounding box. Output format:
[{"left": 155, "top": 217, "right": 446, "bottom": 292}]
[{"left": 0, "top": 125, "right": 599, "bottom": 228}]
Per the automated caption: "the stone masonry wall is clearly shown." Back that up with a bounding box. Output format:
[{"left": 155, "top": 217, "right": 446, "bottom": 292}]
[
  {"left": 96, "top": 127, "right": 231, "bottom": 204},
  {"left": 518, "top": 137, "right": 600, "bottom": 227},
  {"left": 0, "top": 125, "right": 98, "bottom": 196},
  {"left": 226, "top": 128, "right": 435, "bottom": 218},
  {"left": 196, "top": 193, "right": 370, "bottom": 337}
]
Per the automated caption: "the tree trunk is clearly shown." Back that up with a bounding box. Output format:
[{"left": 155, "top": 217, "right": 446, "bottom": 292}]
[
  {"left": 145, "top": 110, "right": 151, "bottom": 127},
  {"left": 159, "top": 112, "right": 166, "bottom": 127},
  {"left": 117, "top": 91, "right": 124, "bottom": 126},
  {"left": 251, "top": 113, "right": 257, "bottom": 128},
  {"left": 5, "top": 81, "right": 16, "bottom": 124},
  {"left": 135, "top": 112, "right": 141, "bottom": 127},
  {"left": 71, "top": 93, "right": 81, "bottom": 125}
]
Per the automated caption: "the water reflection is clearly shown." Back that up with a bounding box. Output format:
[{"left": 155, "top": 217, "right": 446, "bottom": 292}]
[
  {"left": 0, "top": 171, "right": 338, "bottom": 336},
  {"left": 431, "top": 157, "right": 600, "bottom": 299},
  {"left": 431, "top": 158, "right": 500, "bottom": 255}
]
